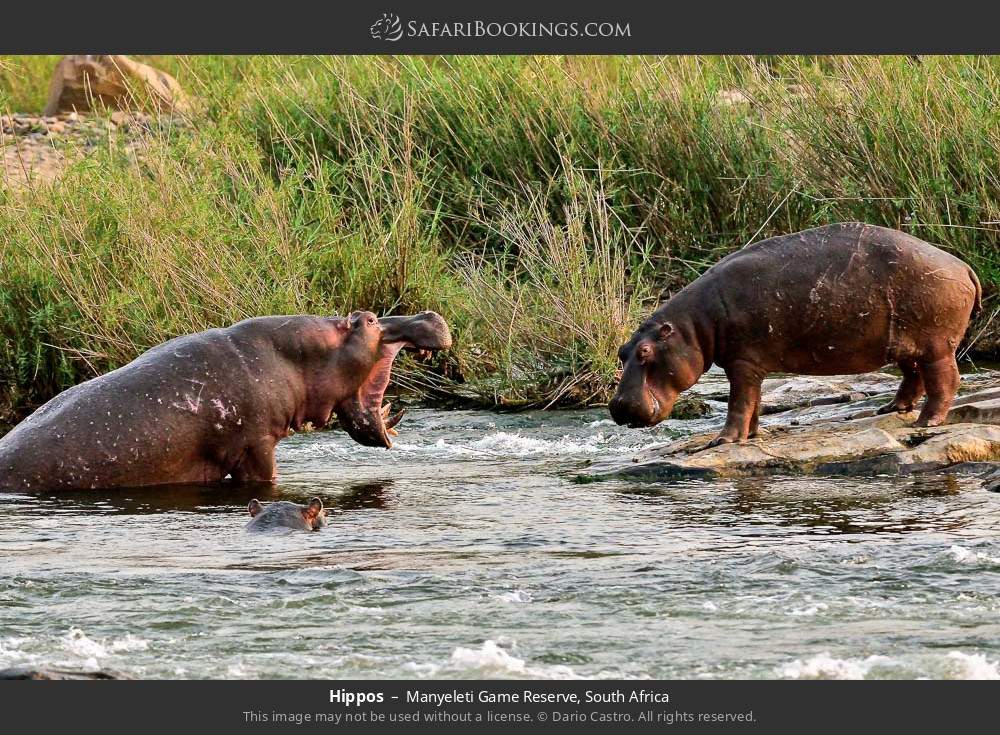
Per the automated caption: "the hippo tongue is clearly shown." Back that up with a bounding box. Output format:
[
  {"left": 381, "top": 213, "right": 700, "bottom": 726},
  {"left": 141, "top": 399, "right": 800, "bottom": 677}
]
[
  {"left": 338, "top": 342, "right": 407, "bottom": 448},
  {"left": 359, "top": 342, "right": 405, "bottom": 420}
]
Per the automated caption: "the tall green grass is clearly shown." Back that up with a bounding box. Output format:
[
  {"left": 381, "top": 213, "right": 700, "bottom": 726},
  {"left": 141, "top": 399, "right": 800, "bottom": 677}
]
[{"left": 2, "top": 55, "right": 999, "bottom": 420}]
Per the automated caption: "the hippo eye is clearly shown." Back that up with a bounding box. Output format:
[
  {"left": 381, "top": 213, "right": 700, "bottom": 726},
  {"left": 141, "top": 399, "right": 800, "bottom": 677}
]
[{"left": 367, "top": 316, "right": 376, "bottom": 326}]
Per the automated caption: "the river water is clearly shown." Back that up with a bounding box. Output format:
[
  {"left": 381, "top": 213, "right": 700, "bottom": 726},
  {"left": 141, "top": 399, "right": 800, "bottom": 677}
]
[{"left": 2, "top": 402, "right": 999, "bottom": 679}]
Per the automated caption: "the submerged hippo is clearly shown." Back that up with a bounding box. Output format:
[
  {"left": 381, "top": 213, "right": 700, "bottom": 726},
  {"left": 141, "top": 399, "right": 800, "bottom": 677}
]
[
  {"left": 246, "top": 497, "right": 326, "bottom": 532},
  {"left": 610, "top": 223, "right": 981, "bottom": 446},
  {"left": 0, "top": 311, "right": 451, "bottom": 490}
]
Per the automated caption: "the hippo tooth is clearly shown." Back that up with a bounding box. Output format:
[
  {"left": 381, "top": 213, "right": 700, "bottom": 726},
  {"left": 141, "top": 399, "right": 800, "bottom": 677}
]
[{"left": 385, "top": 410, "right": 405, "bottom": 430}]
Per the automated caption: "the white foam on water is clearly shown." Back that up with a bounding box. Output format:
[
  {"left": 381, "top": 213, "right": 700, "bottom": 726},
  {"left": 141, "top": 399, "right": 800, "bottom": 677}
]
[
  {"left": 283, "top": 427, "right": 662, "bottom": 463},
  {"left": 494, "top": 589, "right": 532, "bottom": 603},
  {"left": 0, "top": 636, "right": 28, "bottom": 652},
  {"left": 413, "top": 432, "right": 631, "bottom": 458},
  {"left": 779, "top": 652, "right": 896, "bottom": 680},
  {"left": 226, "top": 662, "right": 249, "bottom": 678},
  {"left": 0, "top": 636, "right": 32, "bottom": 667},
  {"left": 322, "top": 652, "right": 393, "bottom": 672},
  {"left": 789, "top": 602, "right": 829, "bottom": 617},
  {"left": 110, "top": 634, "right": 150, "bottom": 653},
  {"left": 448, "top": 640, "right": 524, "bottom": 671},
  {"left": 842, "top": 555, "right": 871, "bottom": 566},
  {"left": 947, "top": 545, "right": 1000, "bottom": 565},
  {"left": 701, "top": 601, "right": 719, "bottom": 612},
  {"left": 61, "top": 628, "right": 149, "bottom": 666},
  {"left": 446, "top": 640, "right": 580, "bottom": 679},
  {"left": 588, "top": 419, "right": 617, "bottom": 428},
  {"left": 400, "top": 661, "right": 440, "bottom": 676},
  {"left": 346, "top": 605, "right": 385, "bottom": 616},
  {"left": 62, "top": 628, "right": 109, "bottom": 661},
  {"left": 945, "top": 651, "right": 1000, "bottom": 680}
]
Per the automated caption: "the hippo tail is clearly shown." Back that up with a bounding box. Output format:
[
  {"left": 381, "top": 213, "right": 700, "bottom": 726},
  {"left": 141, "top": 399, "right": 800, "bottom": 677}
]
[{"left": 969, "top": 266, "right": 983, "bottom": 316}]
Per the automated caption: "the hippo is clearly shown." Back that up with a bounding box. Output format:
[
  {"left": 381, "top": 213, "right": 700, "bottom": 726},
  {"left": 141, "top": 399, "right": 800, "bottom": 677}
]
[
  {"left": 246, "top": 497, "right": 326, "bottom": 532},
  {"left": 610, "top": 223, "right": 981, "bottom": 446},
  {"left": 0, "top": 311, "right": 451, "bottom": 490}
]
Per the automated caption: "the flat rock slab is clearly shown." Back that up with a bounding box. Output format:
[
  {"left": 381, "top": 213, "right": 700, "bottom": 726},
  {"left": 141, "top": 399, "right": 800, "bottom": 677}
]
[
  {"left": 582, "top": 381, "right": 1000, "bottom": 481},
  {"left": 692, "top": 371, "right": 898, "bottom": 404}
]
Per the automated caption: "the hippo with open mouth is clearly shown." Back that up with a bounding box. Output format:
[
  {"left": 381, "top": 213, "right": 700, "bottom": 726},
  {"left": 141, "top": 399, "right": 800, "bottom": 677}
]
[
  {"left": 610, "top": 223, "right": 981, "bottom": 447},
  {"left": 0, "top": 310, "right": 451, "bottom": 490}
]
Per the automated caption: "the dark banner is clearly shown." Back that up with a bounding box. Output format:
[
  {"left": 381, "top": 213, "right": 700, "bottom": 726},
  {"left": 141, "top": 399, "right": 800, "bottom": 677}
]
[
  {"left": 1, "top": 0, "right": 1000, "bottom": 53},
  {"left": 2, "top": 679, "right": 995, "bottom": 732}
]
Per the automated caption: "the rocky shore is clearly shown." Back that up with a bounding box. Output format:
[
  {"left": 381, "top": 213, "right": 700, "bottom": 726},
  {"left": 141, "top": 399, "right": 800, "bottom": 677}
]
[
  {"left": 581, "top": 370, "right": 1000, "bottom": 487},
  {"left": 0, "top": 666, "right": 122, "bottom": 680},
  {"left": 0, "top": 110, "right": 180, "bottom": 190},
  {"left": 2, "top": 55, "right": 188, "bottom": 190}
]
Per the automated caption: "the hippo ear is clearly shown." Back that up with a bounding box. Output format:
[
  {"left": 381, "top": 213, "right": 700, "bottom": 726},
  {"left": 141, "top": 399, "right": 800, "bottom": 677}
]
[
  {"left": 248, "top": 499, "right": 263, "bottom": 517},
  {"left": 658, "top": 321, "right": 675, "bottom": 341},
  {"left": 302, "top": 497, "right": 324, "bottom": 521}
]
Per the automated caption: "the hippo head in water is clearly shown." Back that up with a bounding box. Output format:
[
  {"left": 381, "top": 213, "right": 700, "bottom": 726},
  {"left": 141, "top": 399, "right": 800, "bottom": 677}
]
[
  {"left": 246, "top": 497, "right": 326, "bottom": 532},
  {"left": 608, "top": 319, "right": 704, "bottom": 428},
  {"left": 331, "top": 310, "right": 452, "bottom": 448}
]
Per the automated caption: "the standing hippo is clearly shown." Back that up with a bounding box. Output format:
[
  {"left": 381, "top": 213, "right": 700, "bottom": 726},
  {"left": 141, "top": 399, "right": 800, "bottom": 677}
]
[
  {"left": 0, "top": 311, "right": 451, "bottom": 490},
  {"left": 610, "top": 223, "right": 981, "bottom": 446},
  {"left": 246, "top": 497, "right": 326, "bottom": 532}
]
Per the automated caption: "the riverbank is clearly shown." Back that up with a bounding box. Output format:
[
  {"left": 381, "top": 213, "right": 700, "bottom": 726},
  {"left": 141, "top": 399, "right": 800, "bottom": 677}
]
[{"left": 2, "top": 56, "right": 999, "bottom": 419}]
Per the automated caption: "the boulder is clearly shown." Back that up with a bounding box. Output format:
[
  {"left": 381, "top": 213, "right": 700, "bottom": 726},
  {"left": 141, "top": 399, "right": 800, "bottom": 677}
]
[
  {"left": 982, "top": 467, "right": 1000, "bottom": 492},
  {"left": 669, "top": 394, "right": 713, "bottom": 419},
  {"left": 43, "top": 55, "right": 189, "bottom": 117},
  {"left": 581, "top": 383, "right": 1000, "bottom": 482}
]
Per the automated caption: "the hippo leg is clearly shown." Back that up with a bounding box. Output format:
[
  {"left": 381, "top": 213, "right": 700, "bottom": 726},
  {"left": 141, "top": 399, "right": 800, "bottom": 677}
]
[
  {"left": 709, "top": 363, "right": 763, "bottom": 447},
  {"left": 230, "top": 440, "right": 277, "bottom": 483},
  {"left": 913, "top": 355, "right": 960, "bottom": 427},
  {"left": 747, "top": 397, "right": 762, "bottom": 439},
  {"left": 877, "top": 360, "right": 925, "bottom": 415}
]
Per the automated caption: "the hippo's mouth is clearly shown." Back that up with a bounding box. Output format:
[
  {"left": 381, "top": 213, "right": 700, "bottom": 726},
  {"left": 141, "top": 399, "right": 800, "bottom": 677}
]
[
  {"left": 646, "top": 394, "right": 661, "bottom": 422},
  {"left": 610, "top": 387, "right": 674, "bottom": 429},
  {"left": 337, "top": 312, "right": 452, "bottom": 449}
]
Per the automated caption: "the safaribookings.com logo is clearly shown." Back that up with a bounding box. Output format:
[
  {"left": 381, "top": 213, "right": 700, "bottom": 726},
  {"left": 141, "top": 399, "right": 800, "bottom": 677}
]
[
  {"left": 370, "top": 13, "right": 404, "bottom": 41},
  {"left": 370, "top": 13, "right": 631, "bottom": 41}
]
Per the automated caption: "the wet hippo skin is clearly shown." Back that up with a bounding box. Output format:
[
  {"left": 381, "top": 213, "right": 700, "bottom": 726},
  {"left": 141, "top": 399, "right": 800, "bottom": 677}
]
[
  {"left": 0, "top": 311, "right": 451, "bottom": 491},
  {"left": 245, "top": 497, "right": 326, "bottom": 532},
  {"left": 610, "top": 223, "right": 981, "bottom": 447}
]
